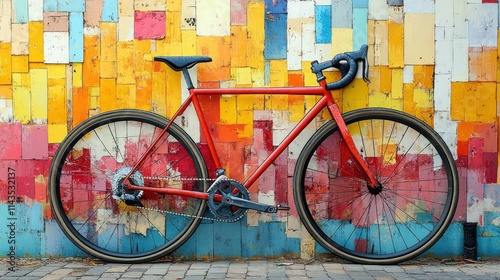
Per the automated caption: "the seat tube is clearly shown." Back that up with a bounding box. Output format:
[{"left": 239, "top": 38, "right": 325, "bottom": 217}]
[{"left": 191, "top": 90, "right": 222, "bottom": 168}]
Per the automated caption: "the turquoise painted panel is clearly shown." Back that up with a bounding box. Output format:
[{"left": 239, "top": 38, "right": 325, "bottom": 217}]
[
  {"left": 316, "top": 5, "right": 332, "bottom": 44},
  {"left": 353, "top": 8, "right": 368, "bottom": 50},
  {"left": 13, "top": 0, "right": 28, "bottom": 23},
  {"left": 353, "top": 0, "right": 369, "bottom": 8},
  {"left": 332, "top": 0, "right": 352, "bottom": 28},
  {"left": 69, "top": 13, "right": 84, "bottom": 63},
  {"left": 242, "top": 221, "right": 300, "bottom": 257},
  {"left": 264, "top": 13, "right": 287, "bottom": 60},
  {"left": 58, "top": 0, "right": 85, "bottom": 13},
  {"left": 43, "top": 0, "right": 58, "bottom": 12},
  {"left": 196, "top": 222, "right": 215, "bottom": 257},
  {"left": 102, "top": 0, "right": 118, "bottom": 22}
]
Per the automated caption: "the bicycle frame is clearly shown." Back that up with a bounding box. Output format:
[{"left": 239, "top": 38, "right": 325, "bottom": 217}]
[{"left": 124, "top": 78, "right": 379, "bottom": 199}]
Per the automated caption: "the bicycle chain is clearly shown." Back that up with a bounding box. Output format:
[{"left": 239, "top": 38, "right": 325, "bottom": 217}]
[{"left": 135, "top": 176, "right": 246, "bottom": 223}]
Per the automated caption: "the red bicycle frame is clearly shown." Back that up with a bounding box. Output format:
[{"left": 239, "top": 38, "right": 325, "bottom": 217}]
[{"left": 123, "top": 79, "right": 378, "bottom": 199}]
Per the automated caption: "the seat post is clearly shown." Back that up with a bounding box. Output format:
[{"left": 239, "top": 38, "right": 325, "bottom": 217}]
[{"left": 182, "top": 68, "right": 195, "bottom": 89}]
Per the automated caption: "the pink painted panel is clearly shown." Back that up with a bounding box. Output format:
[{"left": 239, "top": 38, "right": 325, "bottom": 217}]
[
  {"left": 0, "top": 123, "right": 22, "bottom": 160},
  {"left": 134, "top": 11, "right": 166, "bottom": 40},
  {"left": 22, "top": 125, "right": 48, "bottom": 159}
]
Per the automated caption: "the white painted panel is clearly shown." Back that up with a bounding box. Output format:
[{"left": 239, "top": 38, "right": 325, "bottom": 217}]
[
  {"left": 404, "top": 0, "right": 435, "bottom": 13},
  {"left": 435, "top": 0, "right": 454, "bottom": 27},
  {"left": 0, "top": 0, "right": 12, "bottom": 42},
  {"left": 28, "top": 0, "right": 43, "bottom": 21},
  {"left": 196, "top": 0, "right": 230, "bottom": 36},
  {"left": 434, "top": 74, "right": 451, "bottom": 111},
  {"left": 467, "top": 3, "right": 498, "bottom": 47},
  {"left": 451, "top": 38, "right": 468, "bottom": 82},
  {"left": 368, "top": 0, "right": 388, "bottom": 20},
  {"left": 44, "top": 32, "right": 69, "bottom": 64}
]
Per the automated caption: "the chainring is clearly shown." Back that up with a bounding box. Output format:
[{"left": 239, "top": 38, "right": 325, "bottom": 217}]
[{"left": 207, "top": 179, "right": 250, "bottom": 222}]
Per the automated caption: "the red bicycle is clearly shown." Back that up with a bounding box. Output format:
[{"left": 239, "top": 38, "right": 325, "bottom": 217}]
[{"left": 49, "top": 45, "right": 458, "bottom": 264}]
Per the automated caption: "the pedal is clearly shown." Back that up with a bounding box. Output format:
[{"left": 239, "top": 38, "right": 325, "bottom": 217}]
[{"left": 277, "top": 205, "right": 290, "bottom": 211}]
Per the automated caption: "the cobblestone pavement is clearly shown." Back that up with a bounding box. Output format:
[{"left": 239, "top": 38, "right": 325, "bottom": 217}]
[{"left": 1, "top": 257, "right": 500, "bottom": 279}]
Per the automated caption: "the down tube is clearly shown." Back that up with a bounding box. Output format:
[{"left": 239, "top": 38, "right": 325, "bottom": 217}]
[{"left": 243, "top": 96, "right": 330, "bottom": 188}]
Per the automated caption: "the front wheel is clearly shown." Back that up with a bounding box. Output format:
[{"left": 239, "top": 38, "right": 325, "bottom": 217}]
[
  {"left": 49, "top": 109, "right": 208, "bottom": 263},
  {"left": 294, "top": 108, "right": 459, "bottom": 264}
]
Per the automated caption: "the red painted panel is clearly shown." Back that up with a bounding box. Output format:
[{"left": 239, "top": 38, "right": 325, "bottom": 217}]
[{"left": 22, "top": 125, "right": 48, "bottom": 159}]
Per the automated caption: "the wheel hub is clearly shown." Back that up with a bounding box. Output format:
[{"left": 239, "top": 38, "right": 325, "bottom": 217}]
[
  {"left": 367, "top": 182, "right": 383, "bottom": 195},
  {"left": 112, "top": 167, "right": 144, "bottom": 205}
]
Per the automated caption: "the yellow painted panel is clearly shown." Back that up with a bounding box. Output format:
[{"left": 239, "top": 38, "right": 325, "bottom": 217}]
[
  {"left": 101, "top": 22, "right": 117, "bottom": 62},
  {"left": 343, "top": 78, "right": 369, "bottom": 112},
  {"left": 391, "top": 68, "right": 403, "bottom": 99},
  {"left": 181, "top": 30, "right": 197, "bottom": 56},
  {"left": 374, "top": 21, "right": 389, "bottom": 66},
  {"left": 83, "top": 35, "right": 100, "bottom": 87},
  {"left": 269, "top": 60, "right": 287, "bottom": 87},
  {"left": 12, "top": 73, "right": 30, "bottom": 87},
  {"left": 100, "top": 78, "right": 116, "bottom": 112},
  {"left": 237, "top": 95, "right": 255, "bottom": 111},
  {"left": 166, "top": 11, "right": 181, "bottom": 44},
  {"left": 11, "top": 55, "right": 28, "bottom": 73},
  {"left": 117, "top": 41, "right": 135, "bottom": 85},
  {"left": 236, "top": 110, "right": 253, "bottom": 138},
  {"left": 288, "top": 96, "right": 305, "bottom": 123},
  {"left": 476, "top": 82, "right": 496, "bottom": 123},
  {"left": 48, "top": 79, "right": 67, "bottom": 124},
  {"left": 13, "top": 86, "right": 31, "bottom": 124},
  {"left": 72, "top": 63, "right": 83, "bottom": 87},
  {"left": 31, "top": 68, "right": 48, "bottom": 120},
  {"left": 235, "top": 67, "right": 252, "bottom": 86},
  {"left": 388, "top": 22, "right": 404, "bottom": 68},
  {"left": 165, "top": 69, "right": 181, "bottom": 118},
  {"left": 332, "top": 28, "right": 353, "bottom": 56},
  {"left": 403, "top": 84, "right": 417, "bottom": 116},
  {"left": 100, "top": 61, "right": 117, "bottom": 78},
  {"left": 247, "top": 2, "right": 265, "bottom": 70},
  {"left": 48, "top": 124, "right": 67, "bottom": 143},
  {"left": 0, "top": 85, "right": 12, "bottom": 98},
  {"left": 47, "top": 64, "right": 66, "bottom": 79},
  {"left": 413, "top": 65, "right": 434, "bottom": 89},
  {"left": 0, "top": 43, "right": 12, "bottom": 84},
  {"left": 450, "top": 82, "right": 465, "bottom": 121},
  {"left": 230, "top": 25, "right": 248, "bottom": 67},
  {"left": 413, "top": 88, "right": 433, "bottom": 108},
  {"left": 28, "top": 22, "right": 44, "bottom": 62},
  {"left": 369, "top": 92, "right": 392, "bottom": 108},
  {"left": 152, "top": 65, "right": 167, "bottom": 116},
  {"left": 220, "top": 95, "right": 237, "bottom": 124}
]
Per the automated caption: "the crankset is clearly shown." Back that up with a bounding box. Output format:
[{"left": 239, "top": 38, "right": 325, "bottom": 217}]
[
  {"left": 112, "top": 167, "right": 144, "bottom": 207},
  {"left": 207, "top": 179, "right": 282, "bottom": 222}
]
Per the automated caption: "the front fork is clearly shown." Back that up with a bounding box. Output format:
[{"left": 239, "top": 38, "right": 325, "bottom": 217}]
[{"left": 327, "top": 103, "right": 380, "bottom": 189}]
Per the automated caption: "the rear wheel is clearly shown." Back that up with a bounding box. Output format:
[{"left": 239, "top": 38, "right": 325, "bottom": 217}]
[
  {"left": 294, "top": 108, "right": 458, "bottom": 264},
  {"left": 49, "top": 109, "right": 208, "bottom": 263}
]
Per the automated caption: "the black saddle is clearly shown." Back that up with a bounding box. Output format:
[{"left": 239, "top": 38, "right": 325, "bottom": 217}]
[{"left": 154, "top": 56, "right": 212, "bottom": 71}]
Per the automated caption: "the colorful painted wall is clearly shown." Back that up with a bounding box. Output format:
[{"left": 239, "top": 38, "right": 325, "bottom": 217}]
[{"left": 0, "top": 0, "right": 500, "bottom": 259}]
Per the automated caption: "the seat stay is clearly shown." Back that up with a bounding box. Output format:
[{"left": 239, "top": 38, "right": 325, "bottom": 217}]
[{"left": 154, "top": 56, "right": 212, "bottom": 71}]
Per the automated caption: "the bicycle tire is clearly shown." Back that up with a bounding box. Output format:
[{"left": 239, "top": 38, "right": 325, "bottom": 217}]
[
  {"left": 293, "top": 108, "right": 458, "bottom": 264},
  {"left": 49, "top": 109, "right": 208, "bottom": 263}
]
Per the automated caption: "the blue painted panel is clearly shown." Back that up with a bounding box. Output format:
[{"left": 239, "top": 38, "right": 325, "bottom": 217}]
[
  {"left": 213, "top": 221, "right": 242, "bottom": 257},
  {"left": 265, "top": 0, "right": 287, "bottom": 14},
  {"left": 264, "top": 13, "right": 287, "bottom": 60},
  {"left": 13, "top": 0, "right": 28, "bottom": 23},
  {"left": 242, "top": 221, "right": 300, "bottom": 257},
  {"left": 44, "top": 220, "right": 89, "bottom": 257},
  {"left": 58, "top": 0, "right": 85, "bottom": 12},
  {"left": 69, "top": 13, "right": 84, "bottom": 62},
  {"left": 352, "top": 8, "right": 368, "bottom": 50},
  {"left": 316, "top": 5, "right": 332, "bottom": 44},
  {"left": 332, "top": 0, "right": 352, "bottom": 28},
  {"left": 102, "top": 0, "right": 118, "bottom": 22},
  {"left": 353, "top": 0, "right": 368, "bottom": 8},
  {"left": 43, "top": 0, "right": 58, "bottom": 12},
  {"left": 196, "top": 222, "right": 214, "bottom": 257}
]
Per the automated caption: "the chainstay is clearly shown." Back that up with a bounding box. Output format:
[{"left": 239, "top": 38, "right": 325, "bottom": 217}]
[{"left": 137, "top": 176, "right": 245, "bottom": 223}]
